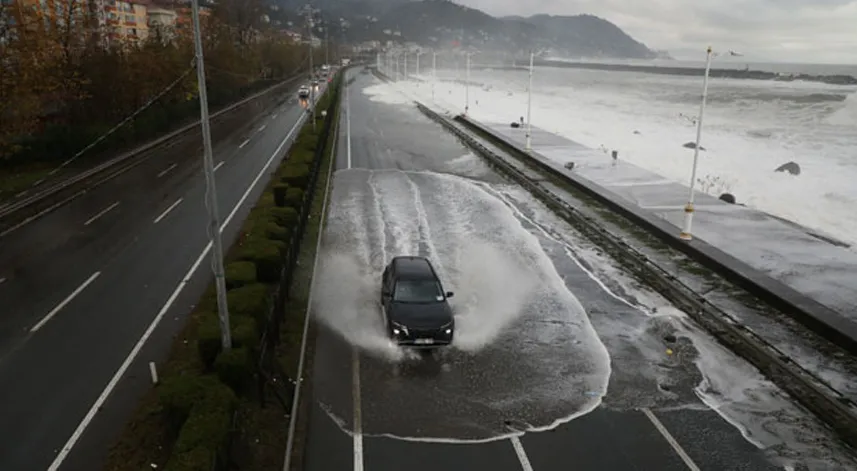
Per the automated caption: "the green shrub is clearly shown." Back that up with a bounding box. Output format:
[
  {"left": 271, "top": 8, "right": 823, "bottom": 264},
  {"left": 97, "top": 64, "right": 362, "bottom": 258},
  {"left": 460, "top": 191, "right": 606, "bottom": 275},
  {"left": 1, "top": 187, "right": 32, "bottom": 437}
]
[
  {"left": 214, "top": 347, "right": 252, "bottom": 394},
  {"left": 197, "top": 313, "right": 259, "bottom": 369},
  {"left": 256, "top": 191, "right": 276, "bottom": 208},
  {"left": 273, "top": 184, "right": 288, "bottom": 207},
  {"left": 269, "top": 206, "right": 298, "bottom": 228},
  {"left": 224, "top": 261, "right": 256, "bottom": 289},
  {"left": 264, "top": 222, "right": 290, "bottom": 243},
  {"left": 167, "top": 380, "right": 236, "bottom": 470},
  {"left": 164, "top": 446, "right": 214, "bottom": 471},
  {"left": 158, "top": 375, "right": 220, "bottom": 431},
  {"left": 227, "top": 283, "right": 270, "bottom": 323},
  {"left": 280, "top": 164, "right": 310, "bottom": 188},
  {"left": 289, "top": 148, "right": 316, "bottom": 165},
  {"left": 197, "top": 318, "right": 222, "bottom": 368},
  {"left": 237, "top": 237, "right": 285, "bottom": 283},
  {"left": 231, "top": 315, "right": 259, "bottom": 350},
  {"left": 284, "top": 187, "right": 304, "bottom": 210}
]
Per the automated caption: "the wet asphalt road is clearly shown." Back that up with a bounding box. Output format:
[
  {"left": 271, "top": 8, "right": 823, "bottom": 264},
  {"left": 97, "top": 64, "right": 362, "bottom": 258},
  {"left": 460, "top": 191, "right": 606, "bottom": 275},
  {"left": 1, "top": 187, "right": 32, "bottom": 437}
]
[
  {"left": 300, "top": 69, "right": 803, "bottom": 470},
  {"left": 0, "top": 81, "right": 323, "bottom": 470}
]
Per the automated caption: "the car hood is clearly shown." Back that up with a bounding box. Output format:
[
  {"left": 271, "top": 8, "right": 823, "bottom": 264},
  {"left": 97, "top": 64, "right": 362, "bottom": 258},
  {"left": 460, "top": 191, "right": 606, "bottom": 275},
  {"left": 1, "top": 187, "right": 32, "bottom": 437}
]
[{"left": 388, "top": 302, "right": 453, "bottom": 329}]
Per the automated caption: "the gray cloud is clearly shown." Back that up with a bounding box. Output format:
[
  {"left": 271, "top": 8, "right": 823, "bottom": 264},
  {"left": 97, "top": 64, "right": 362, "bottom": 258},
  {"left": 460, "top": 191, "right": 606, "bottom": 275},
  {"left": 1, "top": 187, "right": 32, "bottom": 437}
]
[{"left": 457, "top": 0, "right": 857, "bottom": 63}]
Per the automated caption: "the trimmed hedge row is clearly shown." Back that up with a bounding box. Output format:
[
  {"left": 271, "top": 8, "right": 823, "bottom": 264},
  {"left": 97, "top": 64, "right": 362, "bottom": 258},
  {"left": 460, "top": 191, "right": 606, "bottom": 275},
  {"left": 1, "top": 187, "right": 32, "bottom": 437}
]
[{"left": 155, "top": 73, "right": 342, "bottom": 471}]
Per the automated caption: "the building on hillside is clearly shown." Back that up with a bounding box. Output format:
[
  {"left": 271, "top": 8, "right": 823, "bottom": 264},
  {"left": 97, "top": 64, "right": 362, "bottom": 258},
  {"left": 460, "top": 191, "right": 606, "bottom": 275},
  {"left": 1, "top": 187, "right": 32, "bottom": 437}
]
[
  {"left": 147, "top": 5, "right": 176, "bottom": 41},
  {"left": 102, "top": 0, "right": 149, "bottom": 42}
]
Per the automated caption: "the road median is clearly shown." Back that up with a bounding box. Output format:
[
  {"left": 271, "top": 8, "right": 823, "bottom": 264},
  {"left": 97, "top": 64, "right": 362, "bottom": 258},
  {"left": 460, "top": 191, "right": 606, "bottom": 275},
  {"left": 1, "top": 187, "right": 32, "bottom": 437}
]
[{"left": 104, "top": 71, "right": 343, "bottom": 471}]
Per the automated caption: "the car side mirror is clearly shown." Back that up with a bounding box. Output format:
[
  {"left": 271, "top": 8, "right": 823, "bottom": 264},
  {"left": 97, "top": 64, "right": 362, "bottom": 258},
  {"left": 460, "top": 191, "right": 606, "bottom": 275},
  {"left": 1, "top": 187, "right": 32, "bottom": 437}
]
[{"left": 445, "top": 291, "right": 454, "bottom": 298}]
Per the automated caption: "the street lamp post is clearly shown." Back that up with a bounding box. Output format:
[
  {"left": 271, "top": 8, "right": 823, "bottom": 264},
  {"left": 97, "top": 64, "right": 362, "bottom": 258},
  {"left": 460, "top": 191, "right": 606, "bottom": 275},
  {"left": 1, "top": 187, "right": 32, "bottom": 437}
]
[
  {"left": 190, "top": 0, "right": 231, "bottom": 349},
  {"left": 679, "top": 46, "right": 714, "bottom": 241},
  {"left": 403, "top": 52, "right": 408, "bottom": 80},
  {"left": 415, "top": 51, "right": 424, "bottom": 77},
  {"left": 464, "top": 52, "right": 471, "bottom": 116},
  {"left": 394, "top": 53, "right": 399, "bottom": 80},
  {"left": 431, "top": 51, "right": 437, "bottom": 102},
  {"left": 525, "top": 50, "right": 534, "bottom": 150}
]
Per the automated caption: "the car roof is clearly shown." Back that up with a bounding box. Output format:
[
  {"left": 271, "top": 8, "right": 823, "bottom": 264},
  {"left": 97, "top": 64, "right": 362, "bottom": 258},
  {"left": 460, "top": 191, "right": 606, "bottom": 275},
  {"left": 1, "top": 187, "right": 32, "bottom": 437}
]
[{"left": 391, "top": 256, "right": 436, "bottom": 280}]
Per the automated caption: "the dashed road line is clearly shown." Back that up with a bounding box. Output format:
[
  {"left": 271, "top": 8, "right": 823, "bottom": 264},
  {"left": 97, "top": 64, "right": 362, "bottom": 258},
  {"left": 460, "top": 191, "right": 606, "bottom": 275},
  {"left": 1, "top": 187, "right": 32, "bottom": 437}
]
[
  {"left": 642, "top": 408, "right": 701, "bottom": 471},
  {"left": 84, "top": 201, "right": 120, "bottom": 226},
  {"left": 1, "top": 190, "right": 88, "bottom": 238},
  {"left": 510, "top": 436, "right": 534, "bottom": 471},
  {"left": 46, "top": 111, "right": 308, "bottom": 471},
  {"left": 214, "top": 161, "right": 225, "bottom": 172},
  {"left": 30, "top": 272, "right": 101, "bottom": 332},
  {"left": 352, "top": 349, "right": 364, "bottom": 471},
  {"left": 239, "top": 139, "right": 251, "bottom": 149},
  {"left": 153, "top": 198, "right": 182, "bottom": 224},
  {"left": 156, "top": 163, "right": 177, "bottom": 178},
  {"left": 258, "top": 124, "right": 267, "bottom": 132}
]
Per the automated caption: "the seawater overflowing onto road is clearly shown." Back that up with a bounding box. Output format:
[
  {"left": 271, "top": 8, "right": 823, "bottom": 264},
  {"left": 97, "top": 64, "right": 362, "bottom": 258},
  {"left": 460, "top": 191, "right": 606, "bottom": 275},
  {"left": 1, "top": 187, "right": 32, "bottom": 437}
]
[{"left": 313, "top": 168, "right": 611, "bottom": 440}]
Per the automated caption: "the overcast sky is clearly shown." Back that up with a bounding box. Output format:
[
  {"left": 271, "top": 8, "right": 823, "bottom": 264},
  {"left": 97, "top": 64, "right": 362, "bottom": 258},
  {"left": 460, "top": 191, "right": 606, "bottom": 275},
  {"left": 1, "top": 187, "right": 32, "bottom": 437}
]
[{"left": 457, "top": 0, "right": 857, "bottom": 64}]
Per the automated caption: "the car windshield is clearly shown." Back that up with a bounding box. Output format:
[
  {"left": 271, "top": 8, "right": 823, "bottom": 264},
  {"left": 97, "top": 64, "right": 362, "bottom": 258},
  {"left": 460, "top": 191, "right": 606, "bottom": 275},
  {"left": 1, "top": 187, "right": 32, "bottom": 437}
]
[{"left": 393, "top": 279, "right": 444, "bottom": 303}]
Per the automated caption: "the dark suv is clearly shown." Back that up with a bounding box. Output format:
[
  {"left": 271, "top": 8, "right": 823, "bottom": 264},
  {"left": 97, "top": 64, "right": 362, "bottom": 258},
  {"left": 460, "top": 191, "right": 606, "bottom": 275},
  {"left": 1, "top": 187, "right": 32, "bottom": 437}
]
[{"left": 381, "top": 256, "right": 455, "bottom": 348}]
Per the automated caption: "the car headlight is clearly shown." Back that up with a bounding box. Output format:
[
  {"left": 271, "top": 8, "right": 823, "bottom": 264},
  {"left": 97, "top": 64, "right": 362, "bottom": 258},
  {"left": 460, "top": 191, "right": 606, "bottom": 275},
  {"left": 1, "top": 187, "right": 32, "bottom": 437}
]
[{"left": 391, "top": 322, "right": 408, "bottom": 336}]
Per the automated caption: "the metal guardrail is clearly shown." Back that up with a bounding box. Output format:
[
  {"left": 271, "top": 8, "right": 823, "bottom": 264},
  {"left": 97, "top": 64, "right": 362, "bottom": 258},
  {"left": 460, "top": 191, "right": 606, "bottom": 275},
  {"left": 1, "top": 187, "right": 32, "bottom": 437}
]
[
  {"left": 414, "top": 101, "right": 857, "bottom": 450},
  {"left": 0, "top": 74, "right": 306, "bottom": 235}
]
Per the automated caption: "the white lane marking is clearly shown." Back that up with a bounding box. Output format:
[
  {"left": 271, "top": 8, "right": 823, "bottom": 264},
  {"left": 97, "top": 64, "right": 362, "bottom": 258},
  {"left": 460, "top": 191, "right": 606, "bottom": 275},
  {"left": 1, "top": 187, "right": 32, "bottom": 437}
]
[
  {"left": 258, "top": 124, "right": 267, "bottom": 132},
  {"left": 214, "top": 161, "right": 225, "bottom": 172},
  {"left": 510, "top": 436, "right": 534, "bottom": 471},
  {"left": 46, "top": 112, "right": 308, "bottom": 471},
  {"left": 0, "top": 190, "right": 87, "bottom": 238},
  {"left": 272, "top": 112, "right": 279, "bottom": 119},
  {"left": 156, "top": 163, "right": 177, "bottom": 178},
  {"left": 352, "top": 349, "right": 364, "bottom": 471},
  {"left": 239, "top": 138, "right": 251, "bottom": 149},
  {"left": 642, "top": 408, "right": 701, "bottom": 471},
  {"left": 33, "top": 178, "right": 45, "bottom": 186},
  {"left": 84, "top": 201, "right": 120, "bottom": 226},
  {"left": 346, "top": 77, "right": 352, "bottom": 169},
  {"left": 153, "top": 198, "right": 182, "bottom": 224},
  {"left": 31, "top": 272, "right": 101, "bottom": 332},
  {"left": 282, "top": 100, "right": 339, "bottom": 471},
  {"left": 0, "top": 277, "right": 6, "bottom": 285}
]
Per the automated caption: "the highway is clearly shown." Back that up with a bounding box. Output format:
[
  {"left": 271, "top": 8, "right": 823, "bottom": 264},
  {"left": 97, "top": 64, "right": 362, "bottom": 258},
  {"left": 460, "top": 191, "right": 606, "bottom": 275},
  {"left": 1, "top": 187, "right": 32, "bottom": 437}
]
[
  {"left": 0, "top": 80, "right": 322, "bottom": 470},
  {"left": 301, "top": 68, "right": 857, "bottom": 470}
]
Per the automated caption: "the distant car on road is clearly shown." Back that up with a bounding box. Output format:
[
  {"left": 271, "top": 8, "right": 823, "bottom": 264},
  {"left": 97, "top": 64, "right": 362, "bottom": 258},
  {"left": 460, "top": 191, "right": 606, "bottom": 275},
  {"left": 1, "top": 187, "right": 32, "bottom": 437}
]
[
  {"left": 298, "top": 85, "right": 310, "bottom": 99},
  {"left": 380, "top": 256, "right": 455, "bottom": 348}
]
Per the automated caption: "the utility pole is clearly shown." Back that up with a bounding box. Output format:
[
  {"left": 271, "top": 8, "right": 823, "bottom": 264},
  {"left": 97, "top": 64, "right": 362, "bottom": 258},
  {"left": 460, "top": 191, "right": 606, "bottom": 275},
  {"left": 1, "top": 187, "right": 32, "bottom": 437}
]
[
  {"left": 526, "top": 50, "right": 534, "bottom": 150},
  {"left": 303, "top": 4, "right": 316, "bottom": 130},
  {"left": 191, "top": 0, "right": 231, "bottom": 349},
  {"left": 324, "top": 20, "right": 329, "bottom": 66}
]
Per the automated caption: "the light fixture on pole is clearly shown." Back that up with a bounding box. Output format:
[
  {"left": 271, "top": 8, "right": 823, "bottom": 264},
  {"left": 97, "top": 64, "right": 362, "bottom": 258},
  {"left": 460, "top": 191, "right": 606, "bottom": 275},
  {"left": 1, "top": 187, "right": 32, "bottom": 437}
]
[
  {"left": 415, "top": 51, "right": 424, "bottom": 77},
  {"left": 680, "top": 45, "right": 718, "bottom": 241},
  {"left": 303, "top": 4, "right": 316, "bottom": 130},
  {"left": 465, "top": 52, "right": 471, "bottom": 116},
  {"left": 190, "top": 0, "right": 231, "bottom": 349},
  {"left": 525, "top": 50, "right": 534, "bottom": 150},
  {"left": 431, "top": 51, "right": 437, "bottom": 102}
]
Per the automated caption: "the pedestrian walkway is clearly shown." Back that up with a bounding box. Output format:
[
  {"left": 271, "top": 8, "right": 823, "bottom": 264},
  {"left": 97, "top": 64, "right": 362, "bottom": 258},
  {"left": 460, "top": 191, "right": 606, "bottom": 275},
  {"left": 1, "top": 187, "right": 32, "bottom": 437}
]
[{"left": 465, "top": 118, "right": 857, "bottom": 347}]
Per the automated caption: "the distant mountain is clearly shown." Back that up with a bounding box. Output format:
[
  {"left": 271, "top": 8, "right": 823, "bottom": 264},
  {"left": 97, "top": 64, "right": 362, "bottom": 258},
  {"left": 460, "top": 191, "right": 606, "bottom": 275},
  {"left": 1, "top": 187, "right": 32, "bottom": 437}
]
[{"left": 269, "top": 0, "right": 657, "bottom": 59}]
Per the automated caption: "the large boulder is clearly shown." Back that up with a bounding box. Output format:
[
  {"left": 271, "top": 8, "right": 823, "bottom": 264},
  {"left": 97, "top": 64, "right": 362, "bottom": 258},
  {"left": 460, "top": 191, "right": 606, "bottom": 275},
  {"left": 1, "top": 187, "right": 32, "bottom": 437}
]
[
  {"left": 683, "top": 142, "right": 706, "bottom": 151},
  {"left": 775, "top": 161, "right": 801, "bottom": 175},
  {"left": 719, "top": 193, "right": 736, "bottom": 204}
]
